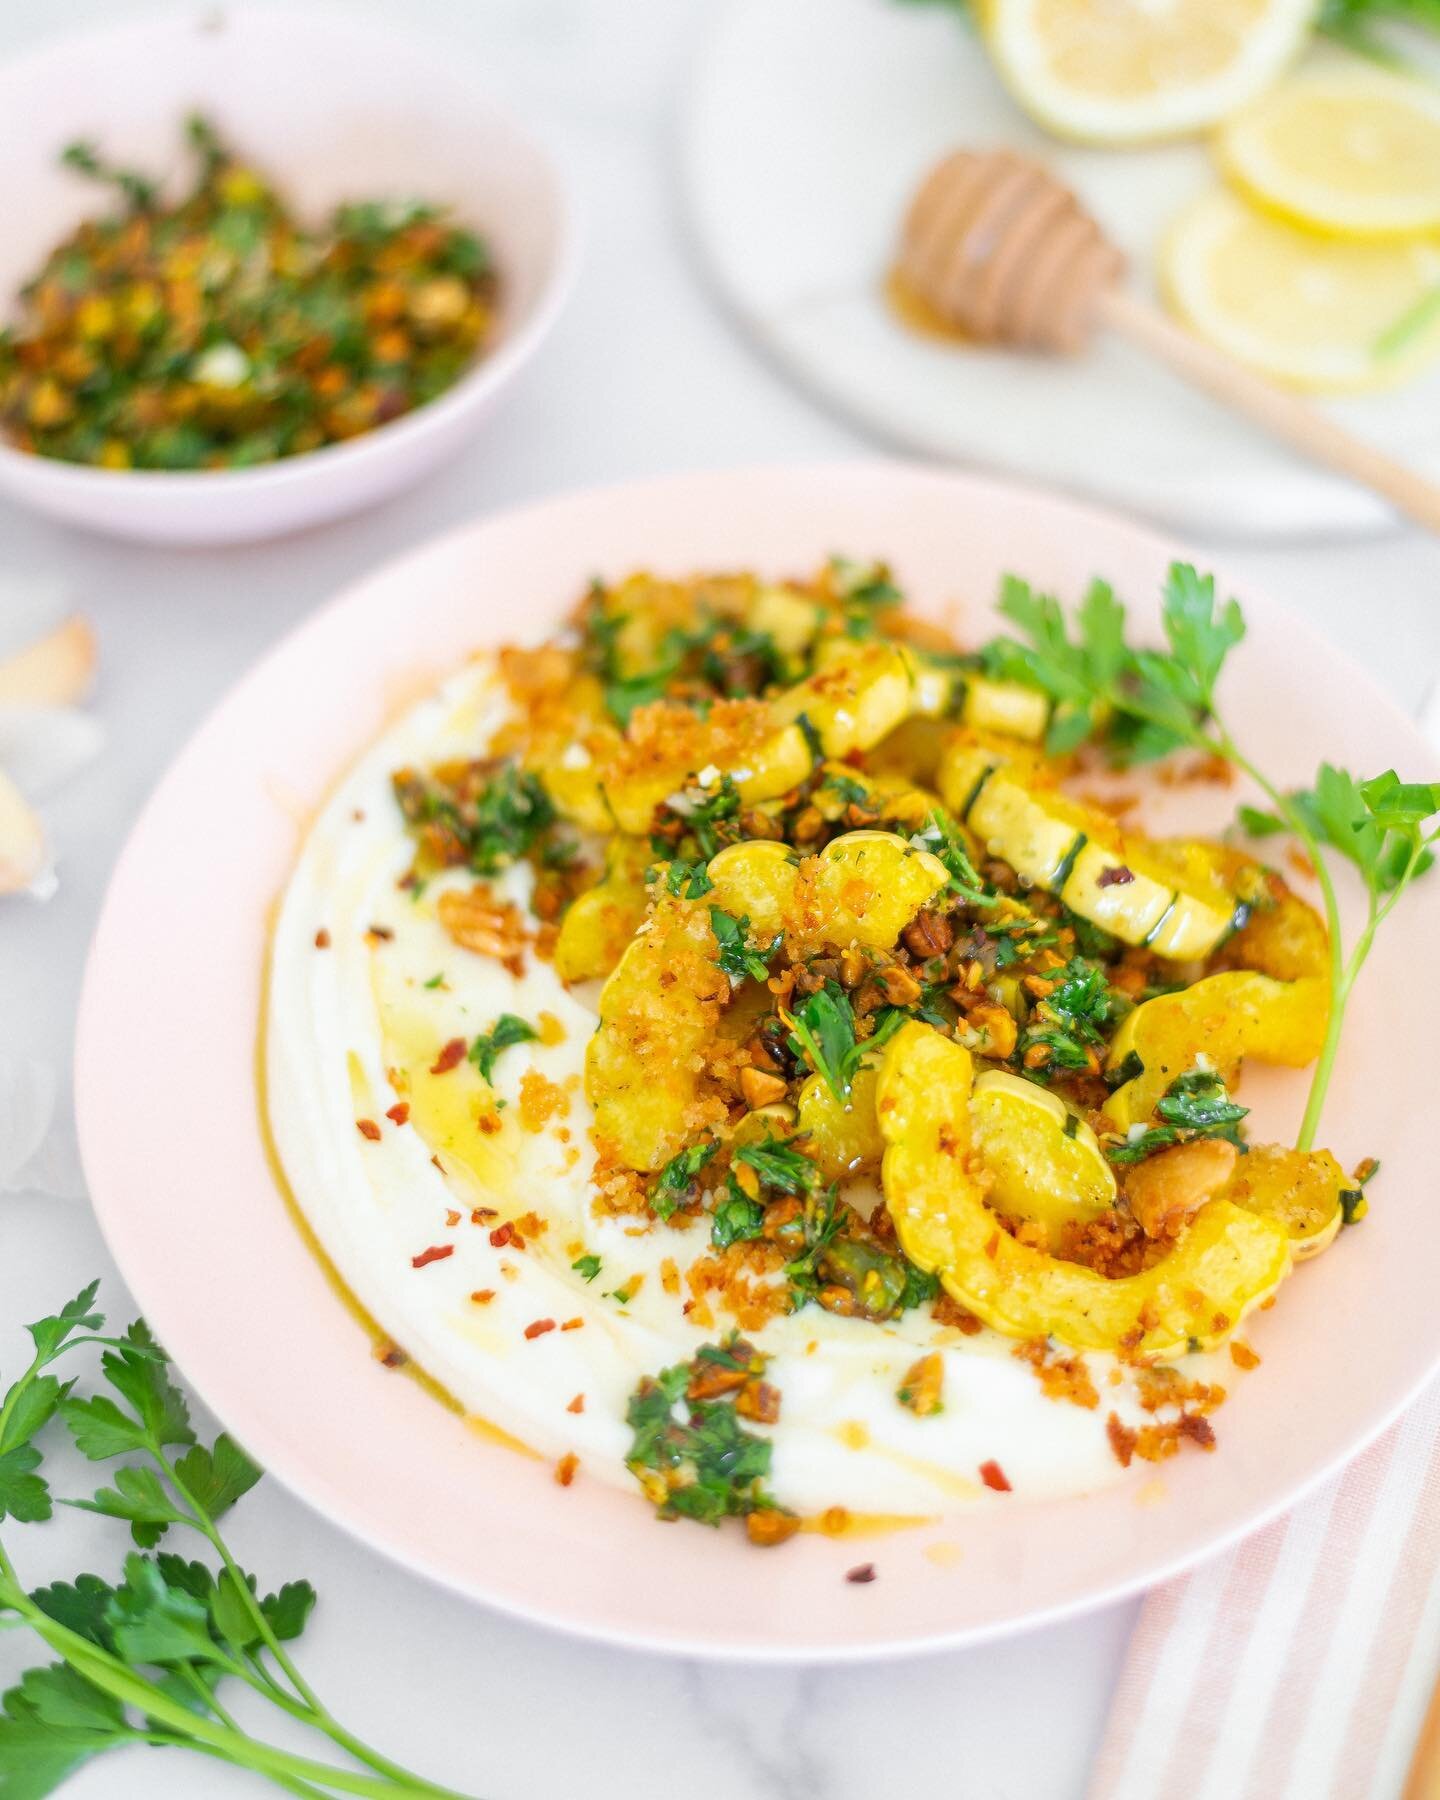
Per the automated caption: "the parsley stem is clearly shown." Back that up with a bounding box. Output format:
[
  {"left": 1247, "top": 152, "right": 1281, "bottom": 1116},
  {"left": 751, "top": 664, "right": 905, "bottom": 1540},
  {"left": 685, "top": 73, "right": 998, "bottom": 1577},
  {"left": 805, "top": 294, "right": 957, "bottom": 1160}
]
[
  {"left": 2, "top": 1576, "right": 437, "bottom": 1796},
  {"left": 157, "top": 1447, "right": 471, "bottom": 1800}
]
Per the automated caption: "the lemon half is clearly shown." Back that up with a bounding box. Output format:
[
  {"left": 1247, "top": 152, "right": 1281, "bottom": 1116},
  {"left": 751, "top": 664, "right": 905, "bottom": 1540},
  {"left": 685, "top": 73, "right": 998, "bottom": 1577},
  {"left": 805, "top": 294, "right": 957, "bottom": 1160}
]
[
  {"left": 1162, "top": 188, "right": 1440, "bottom": 391},
  {"left": 979, "top": 0, "right": 1318, "bottom": 146},
  {"left": 1217, "top": 66, "right": 1440, "bottom": 239}
]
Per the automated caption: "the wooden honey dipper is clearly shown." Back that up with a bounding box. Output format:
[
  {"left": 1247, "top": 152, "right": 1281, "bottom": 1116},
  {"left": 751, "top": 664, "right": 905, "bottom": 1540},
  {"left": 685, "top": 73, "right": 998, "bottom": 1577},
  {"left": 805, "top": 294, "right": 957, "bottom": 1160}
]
[{"left": 898, "top": 148, "right": 1440, "bottom": 534}]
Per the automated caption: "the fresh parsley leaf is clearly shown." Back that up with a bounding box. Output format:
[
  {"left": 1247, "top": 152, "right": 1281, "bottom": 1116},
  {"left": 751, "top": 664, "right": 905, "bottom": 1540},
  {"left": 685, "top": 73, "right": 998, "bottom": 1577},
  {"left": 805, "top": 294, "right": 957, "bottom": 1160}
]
[
  {"left": 733, "top": 1136, "right": 820, "bottom": 1196},
  {"left": 25, "top": 1283, "right": 103, "bottom": 1365},
  {"left": 104, "top": 1553, "right": 219, "bottom": 1666},
  {"left": 829, "top": 555, "right": 901, "bottom": 611},
  {"left": 1107, "top": 1069, "right": 1249, "bottom": 1164},
  {"left": 664, "top": 858, "right": 714, "bottom": 899},
  {"left": 65, "top": 1466, "right": 187, "bottom": 1549},
  {"left": 784, "top": 984, "right": 858, "bottom": 1102},
  {"left": 571, "top": 1254, "right": 602, "bottom": 1282},
  {"left": 912, "top": 807, "right": 990, "bottom": 904},
  {"left": 710, "top": 1185, "right": 766, "bottom": 1250},
  {"left": 170, "top": 1435, "right": 261, "bottom": 1523},
  {"left": 709, "top": 907, "right": 780, "bottom": 984},
  {"left": 650, "top": 1140, "right": 718, "bottom": 1220},
  {"left": 0, "top": 1447, "right": 50, "bottom": 1525},
  {"left": 394, "top": 760, "right": 555, "bottom": 875},
  {"left": 469, "top": 1013, "right": 538, "bottom": 1084}
]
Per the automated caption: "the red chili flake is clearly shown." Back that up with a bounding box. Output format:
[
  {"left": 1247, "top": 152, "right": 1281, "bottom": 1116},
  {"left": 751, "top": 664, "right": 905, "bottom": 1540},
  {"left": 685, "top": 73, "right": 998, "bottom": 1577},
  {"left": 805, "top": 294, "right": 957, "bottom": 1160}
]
[
  {"left": 979, "top": 1459, "right": 1012, "bottom": 1493},
  {"left": 352, "top": 808, "right": 366, "bottom": 823},
  {"left": 368, "top": 924, "right": 394, "bottom": 941},
  {"left": 471, "top": 1289, "right": 495, "bottom": 1305},
  {"left": 430, "top": 1037, "right": 466, "bottom": 1075},
  {"left": 356, "top": 1118, "right": 381, "bottom": 1141},
  {"left": 524, "top": 1318, "right": 556, "bottom": 1340},
  {"left": 1097, "top": 865, "right": 1134, "bottom": 888},
  {"left": 375, "top": 1341, "right": 408, "bottom": 1368},
  {"left": 566, "top": 1393, "right": 585, "bottom": 1414},
  {"left": 471, "top": 1207, "right": 498, "bottom": 1224},
  {"left": 445, "top": 1209, "right": 461, "bottom": 1227},
  {"left": 555, "top": 1452, "right": 578, "bottom": 1487},
  {"left": 412, "top": 1244, "right": 454, "bottom": 1269},
  {"left": 489, "top": 1222, "right": 514, "bottom": 1248},
  {"left": 560, "top": 1317, "right": 584, "bottom": 1332},
  {"left": 846, "top": 1563, "right": 877, "bottom": 1584},
  {"left": 386, "top": 1101, "right": 410, "bottom": 1125},
  {"left": 397, "top": 870, "right": 419, "bottom": 891},
  {"left": 314, "top": 928, "right": 331, "bottom": 948}
]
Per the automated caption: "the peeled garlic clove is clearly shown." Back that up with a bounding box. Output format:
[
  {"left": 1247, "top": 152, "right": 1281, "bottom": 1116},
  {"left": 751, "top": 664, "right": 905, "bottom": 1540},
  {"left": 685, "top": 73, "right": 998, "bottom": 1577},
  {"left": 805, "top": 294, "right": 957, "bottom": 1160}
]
[
  {"left": 0, "top": 615, "right": 97, "bottom": 707},
  {"left": 0, "top": 767, "right": 49, "bottom": 894},
  {"left": 0, "top": 706, "right": 104, "bottom": 800}
]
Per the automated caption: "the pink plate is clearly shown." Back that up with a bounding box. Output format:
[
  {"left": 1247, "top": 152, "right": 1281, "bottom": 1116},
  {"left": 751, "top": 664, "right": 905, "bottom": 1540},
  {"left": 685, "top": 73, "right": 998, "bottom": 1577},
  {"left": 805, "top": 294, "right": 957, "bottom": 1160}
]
[{"left": 75, "top": 464, "right": 1440, "bottom": 1660}]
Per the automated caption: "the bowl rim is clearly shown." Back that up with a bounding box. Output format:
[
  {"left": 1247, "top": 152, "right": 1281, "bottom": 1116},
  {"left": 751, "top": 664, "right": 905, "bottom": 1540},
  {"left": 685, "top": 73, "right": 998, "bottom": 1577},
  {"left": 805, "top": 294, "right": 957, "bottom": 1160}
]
[
  {"left": 72, "top": 458, "right": 1440, "bottom": 1661},
  {"left": 0, "top": 1, "right": 580, "bottom": 493}
]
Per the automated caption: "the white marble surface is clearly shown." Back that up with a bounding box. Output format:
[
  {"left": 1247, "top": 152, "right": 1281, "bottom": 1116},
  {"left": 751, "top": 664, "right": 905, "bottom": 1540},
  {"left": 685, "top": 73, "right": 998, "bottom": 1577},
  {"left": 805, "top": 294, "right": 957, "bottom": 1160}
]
[{"left": 3, "top": 2, "right": 1440, "bottom": 1795}]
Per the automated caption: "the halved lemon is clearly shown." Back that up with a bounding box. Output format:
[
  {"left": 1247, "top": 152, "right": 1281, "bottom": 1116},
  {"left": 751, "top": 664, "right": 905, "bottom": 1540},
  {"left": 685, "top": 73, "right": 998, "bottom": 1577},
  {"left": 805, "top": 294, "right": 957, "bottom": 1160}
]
[
  {"left": 1162, "top": 188, "right": 1440, "bottom": 390},
  {"left": 1217, "top": 66, "right": 1440, "bottom": 239},
  {"left": 978, "top": 0, "right": 1317, "bottom": 146}
]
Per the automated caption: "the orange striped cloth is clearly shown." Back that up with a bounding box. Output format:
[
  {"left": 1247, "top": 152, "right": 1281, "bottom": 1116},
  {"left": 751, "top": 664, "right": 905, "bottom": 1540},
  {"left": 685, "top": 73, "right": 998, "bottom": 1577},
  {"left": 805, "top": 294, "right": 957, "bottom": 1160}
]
[{"left": 1089, "top": 1375, "right": 1440, "bottom": 1800}]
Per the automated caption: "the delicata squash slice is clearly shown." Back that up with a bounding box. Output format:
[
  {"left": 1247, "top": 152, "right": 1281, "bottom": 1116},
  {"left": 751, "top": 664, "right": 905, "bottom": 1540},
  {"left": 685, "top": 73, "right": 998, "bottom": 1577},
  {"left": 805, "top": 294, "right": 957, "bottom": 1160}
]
[
  {"left": 1104, "top": 971, "right": 1329, "bottom": 1132},
  {"left": 938, "top": 737, "right": 1245, "bottom": 959},
  {"left": 588, "top": 831, "right": 948, "bottom": 1169},
  {"left": 877, "top": 1022, "right": 1293, "bottom": 1356}
]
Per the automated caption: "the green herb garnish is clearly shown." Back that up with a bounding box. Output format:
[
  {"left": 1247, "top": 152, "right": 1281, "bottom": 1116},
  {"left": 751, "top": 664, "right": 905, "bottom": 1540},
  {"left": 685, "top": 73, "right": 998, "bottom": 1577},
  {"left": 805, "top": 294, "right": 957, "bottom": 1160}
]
[
  {"left": 709, "top": 907, "right": 781, "bottom": 985},
  {"left": 710, "top": 1184, "right": 767, "bottom": 1250},
  {"left": 784, "top": 985, "right": 907, "bottom": 1104},
  {"left": 625, "top": 1338, "right": 783, "bottom": 1528},
  {"left": 1107, "top": 1069, "right": 1250, "bottom": 1164},
  {"left": 650, "top": 1140, "right": 718, "bottom": 1221},
  {"left": 0, "top": 1282, "right": 472, "bottom": 1796},
  {"left": 469, "top": 1013, "right": 538, "bottom": 1084},
  {"left": 732, "top": 1136, "right": 821, "bottom": 1196},
  {"left": 571, "top": 1255, "right": 602, "bottom": 1283},
  {"left": 982, "top": 561, "right": 1440, "bottom": 1150}
]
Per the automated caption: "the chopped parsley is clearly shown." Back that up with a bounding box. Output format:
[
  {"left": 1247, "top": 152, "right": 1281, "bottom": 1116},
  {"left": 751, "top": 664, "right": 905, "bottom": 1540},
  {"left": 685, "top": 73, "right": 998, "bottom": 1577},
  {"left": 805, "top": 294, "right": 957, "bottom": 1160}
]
[
  {"left": 423, "top": 971, "right": 446, "bottom": 989},
  {"left": 664, "top": 858, "right": 714, "bottom": 899},
  {"left": 733, "top": 1135, "right": 820, "bottom": 1196},
  {"left": 571, "top": 1254, "right": 602, "bottom": 1282},
  {"left": 650, "top": 1139, "right": 718, "bottom": 1221},
  {"left": 625, "top": 1336, "right": 784, "bottom": 1529},
  {"left": 394, "top": 760, "right": 556, "bottom": 875},
  {"left": 784, "top": 984, "right": 906, "bottom": 1103},
  {"left": 710, "top": 1183, "right": 767, "bottom": 1250},
  {"left": 468, "top": 1013, "right": 538, "bottom": 1084},
  {"left": 1018, "top": 955, "right": 1123, "bottom": 1076},
  {"left": 1107, "top": 1069, "right": 1249, "bottom": 1165},
  {"left": 913, "top": 807, "right": 991, "bottom": 905},
  {"left": 709, "top": 906, "right": 781, "bottom": 984}
]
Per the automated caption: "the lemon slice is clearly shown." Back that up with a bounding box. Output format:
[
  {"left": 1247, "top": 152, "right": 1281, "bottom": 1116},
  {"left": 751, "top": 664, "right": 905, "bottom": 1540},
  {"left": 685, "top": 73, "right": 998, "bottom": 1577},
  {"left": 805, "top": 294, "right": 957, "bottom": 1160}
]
[
  {"left": 1217, "top": 66, "right": 1440, "bottom": 239},
  {"left": 978, "top": 0, "right": 1317, "bottom": 146},
  {"left": 1163, "top": 188, "right": 1440, "bottom": 390}
]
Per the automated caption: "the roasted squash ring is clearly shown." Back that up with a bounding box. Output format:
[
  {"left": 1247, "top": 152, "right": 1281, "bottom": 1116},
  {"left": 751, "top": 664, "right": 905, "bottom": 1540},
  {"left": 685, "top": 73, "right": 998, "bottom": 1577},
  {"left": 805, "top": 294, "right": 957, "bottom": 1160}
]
[
  {"left": 553, "top": 836, "right": 653, "bottom": 983},
  {"left": 877, "top": 1021, "right": 1293, "bottom": 1356},
  {"left": 1103, "top": 971, "right": 1329, "bottom": 1132}
]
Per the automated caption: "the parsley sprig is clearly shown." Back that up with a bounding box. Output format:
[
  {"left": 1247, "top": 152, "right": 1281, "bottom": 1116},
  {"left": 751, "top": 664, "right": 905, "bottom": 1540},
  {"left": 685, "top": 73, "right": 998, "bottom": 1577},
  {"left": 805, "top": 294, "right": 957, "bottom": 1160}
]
[
  {"left": 469, "top": 1012, "right": 538, "bottom": 1083},
  {"left": 983, "top": 562, "right": 1440, "bottom": 1149},
  {"left": 782, "top": 984, "right": 906, "bottom": 1104},
  {"left": 0, "top": 1282, "right": 471, "bottom": 1798}
]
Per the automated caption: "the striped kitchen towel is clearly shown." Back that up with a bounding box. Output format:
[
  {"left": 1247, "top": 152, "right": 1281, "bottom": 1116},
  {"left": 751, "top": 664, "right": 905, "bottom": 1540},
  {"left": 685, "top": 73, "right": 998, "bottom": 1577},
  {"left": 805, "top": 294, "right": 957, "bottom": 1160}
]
[
  {"left": 1091, "top": 680, "right": 1440, "bottom": 1800},
  {"left": 1089, "top": 1373, "right": 1440, "bottom": 1799}
]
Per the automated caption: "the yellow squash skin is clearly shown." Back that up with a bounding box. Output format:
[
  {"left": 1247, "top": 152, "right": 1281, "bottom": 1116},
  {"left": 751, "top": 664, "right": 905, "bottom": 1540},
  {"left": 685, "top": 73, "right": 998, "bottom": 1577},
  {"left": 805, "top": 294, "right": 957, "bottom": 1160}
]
[
  {"left": 553, "top": 837, "right": 653, "bottom": 983},
  {"left": 877, "top": 1022, "right": 1293, "bottom": 1357},
  {"left": 797, "top": 1060, "right": 884, "bottom": 1179},
  {"left": 710, "top": 829, "right": 949, "bottom": 953},
  {"left": 1104, "top": 971, "right": 1329, "bottom": 1131},
  {"left": 586, "top": 897, "right": 730, "bottom": 1171},
  {"left": 1220, "top": 1144, "right": 1347, "bottom": 1261}
]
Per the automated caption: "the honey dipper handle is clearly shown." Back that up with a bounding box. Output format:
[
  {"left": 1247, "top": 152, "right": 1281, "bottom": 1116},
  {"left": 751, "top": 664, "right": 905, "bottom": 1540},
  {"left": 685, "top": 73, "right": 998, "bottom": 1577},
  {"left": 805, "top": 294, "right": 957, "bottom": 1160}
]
[{"left": 1096, "top": 286, "right": 1440, "bottom": 536}]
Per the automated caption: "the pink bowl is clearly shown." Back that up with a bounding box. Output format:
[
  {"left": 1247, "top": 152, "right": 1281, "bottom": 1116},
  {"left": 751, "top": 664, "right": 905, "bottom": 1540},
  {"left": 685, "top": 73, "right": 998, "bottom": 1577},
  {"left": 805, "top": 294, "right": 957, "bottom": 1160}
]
[
  {"left": 0, "top": 6, "right": 574, "bottom": 544},
  {"left": 75, "top": 464, "right": 1440, "bottom": 1658}
]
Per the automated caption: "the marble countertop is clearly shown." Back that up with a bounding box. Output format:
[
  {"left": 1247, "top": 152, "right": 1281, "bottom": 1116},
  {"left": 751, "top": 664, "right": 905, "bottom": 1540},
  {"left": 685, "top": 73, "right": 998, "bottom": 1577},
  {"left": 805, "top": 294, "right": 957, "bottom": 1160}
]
[{"left": 4, "top": 1, "right": 1439, "bottom": 1794}]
